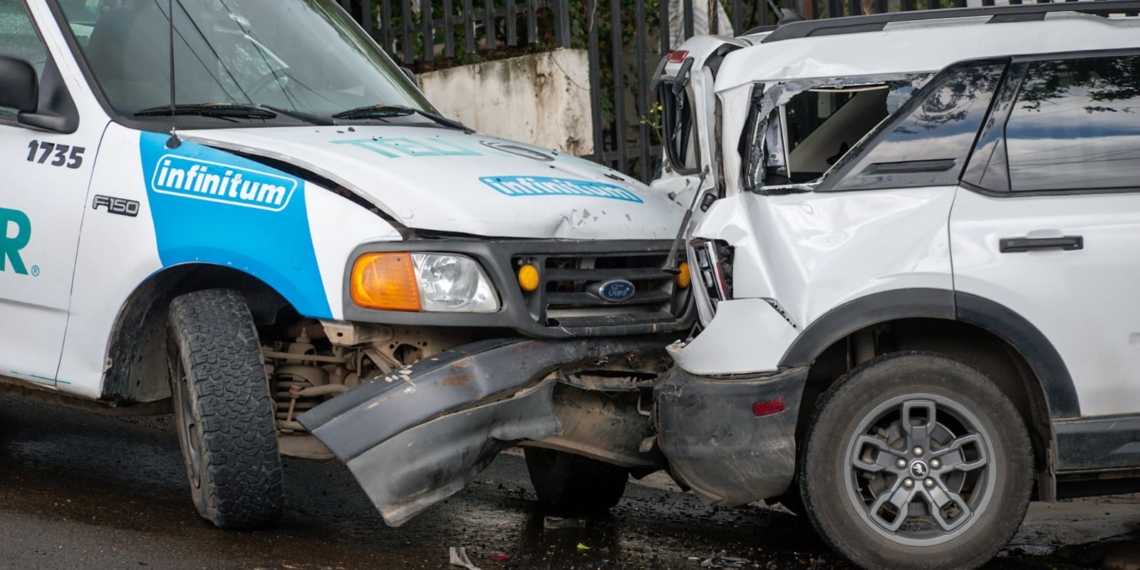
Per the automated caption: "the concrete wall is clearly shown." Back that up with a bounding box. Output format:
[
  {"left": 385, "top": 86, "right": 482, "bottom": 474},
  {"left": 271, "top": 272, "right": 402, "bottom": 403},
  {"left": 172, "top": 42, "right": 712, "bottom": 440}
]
[{"left": 416, "top": 49, "right": 594, "bottom": 156}]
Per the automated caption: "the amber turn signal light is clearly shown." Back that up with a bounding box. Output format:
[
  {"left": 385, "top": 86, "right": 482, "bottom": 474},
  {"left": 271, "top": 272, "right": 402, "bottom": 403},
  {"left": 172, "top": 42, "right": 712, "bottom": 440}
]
[
  {"left": 351, "top": 252, "right": 421, "bottom": 312},
  {"left": 677, "top": 262, "right": 691, "bottom": 289},
  {"left": 518, "top": 264, "right": 540, "bottom": 292}
]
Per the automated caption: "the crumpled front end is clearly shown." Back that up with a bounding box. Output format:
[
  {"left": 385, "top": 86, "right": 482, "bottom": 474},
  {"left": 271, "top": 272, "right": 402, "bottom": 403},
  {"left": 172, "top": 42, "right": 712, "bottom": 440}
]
[{"left": 298, "top": 337, "right": 666, "bottom": 526}]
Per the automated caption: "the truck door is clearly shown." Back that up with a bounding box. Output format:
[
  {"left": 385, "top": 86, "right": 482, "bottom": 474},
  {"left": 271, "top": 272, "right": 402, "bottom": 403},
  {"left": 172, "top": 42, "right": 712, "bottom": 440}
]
[
  {"left": 0, "top": 0, "right": 102, "bottom": 387},
  {"left": 951, "top": 52, "right": 1140, "bottom": 421}
]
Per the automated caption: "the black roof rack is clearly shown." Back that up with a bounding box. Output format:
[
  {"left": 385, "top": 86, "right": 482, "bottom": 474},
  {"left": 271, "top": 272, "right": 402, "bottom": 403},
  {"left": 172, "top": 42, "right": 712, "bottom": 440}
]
[{"left": 751, "top": 0, "right": 1140, "bottom": 43}]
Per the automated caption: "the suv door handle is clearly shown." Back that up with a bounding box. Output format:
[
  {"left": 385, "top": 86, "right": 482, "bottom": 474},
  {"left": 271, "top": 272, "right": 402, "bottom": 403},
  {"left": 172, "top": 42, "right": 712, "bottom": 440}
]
[{"left": 999, "top": 236, "right": 1084, "bottom": 253}]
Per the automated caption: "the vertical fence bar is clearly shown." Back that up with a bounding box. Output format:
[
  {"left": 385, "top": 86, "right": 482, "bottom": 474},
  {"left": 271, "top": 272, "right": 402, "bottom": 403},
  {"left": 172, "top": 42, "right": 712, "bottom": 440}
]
[
  {"left": 926, "top": 0, "right": 938, "bottom": 9},
  {"left": 464, "top": 0, "right": 476, "bottom": 53},
  {"left": 635, "top": 0, "right": 651, "bottom": 181},
  {"left": 682, "top": 0, "right": 693, "bottom": 39},
  {"left": 554, "top": 0, "right": 571, "bottom": 47},
  {"left": 485, "top": 0, "right": 497, "bottom": 50},
  {"left": 380, "top": 0, "right": 394, "bottom": 54},
  {"left": 506, "top": 0, "right": 517, "bottom": 45},
  {"left": 731, "top": 0, "right": 741, "bottom": 29},
  {"left": 610, "top": 0, "right": 627, "bottom": 173},
  {"left": 402, "top": 0, "right": 414, "bottom": 63},
  {"left": 875, "top": 0, "right": 888, "bottom": 13},
  {"left": 359, "top": 0, "right": 375, "bottom": 39},
  {"left": 423, "top": 0, "right": 435, "bottom": 62},
  {"left": 901, "top": 0, "right": 914, "bottom": 11},
  {"left": 659, "top": 0, "right": 669, "bottom": 53},
  {"left": 526, "top": 0, "right": 537, "bottom": 42},
  {"left": 340, "top": 0, "right": 351, "bottom": 10},
  {"left": 443, "top": 0, "right": 455, "bottom": 56},
  {"left": 847, "top": 0, "right": 860, "bottom": 15},
  {"left": 587, "top": 0, "right": 605, "bottom": 164}
]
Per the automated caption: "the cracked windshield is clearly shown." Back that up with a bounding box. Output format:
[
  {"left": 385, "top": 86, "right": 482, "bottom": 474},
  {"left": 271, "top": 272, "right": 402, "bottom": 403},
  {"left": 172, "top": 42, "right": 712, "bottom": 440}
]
[{"left": 57, "top": 0, "right": 431, "bottom": 120}]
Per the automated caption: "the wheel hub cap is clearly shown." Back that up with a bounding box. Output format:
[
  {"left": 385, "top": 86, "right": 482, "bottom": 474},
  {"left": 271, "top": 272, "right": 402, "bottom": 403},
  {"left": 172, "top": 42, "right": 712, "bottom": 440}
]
[
  {"left": 845, "top": 395, "right": 998, "bottom": 546},
  {"left": 909, "top": 460, "right": 929, "bottom": 479}
]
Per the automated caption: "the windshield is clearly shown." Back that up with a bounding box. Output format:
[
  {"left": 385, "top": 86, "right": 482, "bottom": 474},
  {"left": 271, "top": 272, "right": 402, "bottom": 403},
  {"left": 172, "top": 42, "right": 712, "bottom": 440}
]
[{"left": 56, "top": 0, "right": 433, "bottom": 122}]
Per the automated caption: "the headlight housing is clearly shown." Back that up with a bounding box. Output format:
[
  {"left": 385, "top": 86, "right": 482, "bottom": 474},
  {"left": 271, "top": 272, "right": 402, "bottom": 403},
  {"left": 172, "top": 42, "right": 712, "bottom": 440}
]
[
  {"left": 412, "top": 253, "right": 499, "bottom": 312},
  {"left": 351, "top": 252, "right": 499, "bottom": 313}
]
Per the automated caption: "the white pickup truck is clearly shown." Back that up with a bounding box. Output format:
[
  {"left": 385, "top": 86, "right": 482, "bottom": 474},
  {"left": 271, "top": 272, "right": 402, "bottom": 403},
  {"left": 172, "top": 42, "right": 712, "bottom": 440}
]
[{"left": 0, "top": 0, "right": 692, "bottom": 530}]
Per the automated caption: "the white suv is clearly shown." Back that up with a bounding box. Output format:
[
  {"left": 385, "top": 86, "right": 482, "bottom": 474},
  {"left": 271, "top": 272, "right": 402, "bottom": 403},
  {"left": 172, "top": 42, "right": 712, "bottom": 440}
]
[{"left": 653, "top": 2, "right": 1140, "bottom": 569}]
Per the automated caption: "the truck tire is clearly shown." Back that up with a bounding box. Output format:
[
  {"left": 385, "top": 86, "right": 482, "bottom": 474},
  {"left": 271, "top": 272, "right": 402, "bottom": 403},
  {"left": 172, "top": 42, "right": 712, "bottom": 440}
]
[
  {"left": 800, "top": 353, "right": 1032, "bottom": 570},
  {"left": 168, "top": 289, "right": 284, "bottom": 529},
  {"left": 524, "top": 447, "right": 628, "bottom": 513}
]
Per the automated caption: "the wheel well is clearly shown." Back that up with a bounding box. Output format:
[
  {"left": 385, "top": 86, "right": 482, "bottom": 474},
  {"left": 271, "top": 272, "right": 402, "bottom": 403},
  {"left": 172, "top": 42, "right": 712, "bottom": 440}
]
[
  {"left": 795, "top": 318, "right": 1053, "bottom": 491},
  {"left": 102, "top": 264, "right": 295, "bottom": 406}
]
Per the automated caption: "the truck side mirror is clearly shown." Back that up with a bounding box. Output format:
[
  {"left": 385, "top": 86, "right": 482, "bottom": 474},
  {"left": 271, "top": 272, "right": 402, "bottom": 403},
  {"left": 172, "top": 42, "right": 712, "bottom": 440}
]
[{"left": 0, "top": 56, "right": 38, "bottom": 113}]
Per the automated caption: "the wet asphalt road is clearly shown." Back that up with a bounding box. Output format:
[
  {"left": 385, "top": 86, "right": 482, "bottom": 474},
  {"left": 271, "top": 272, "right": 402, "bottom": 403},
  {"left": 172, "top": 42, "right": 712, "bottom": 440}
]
[{"left": 0, "top": 395, "right": 1136, "bottom": 570}]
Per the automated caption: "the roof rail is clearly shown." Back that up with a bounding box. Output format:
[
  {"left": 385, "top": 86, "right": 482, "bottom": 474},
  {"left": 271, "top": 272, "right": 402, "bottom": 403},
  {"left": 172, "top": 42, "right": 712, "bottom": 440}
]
[{"left": 756, "top": 0, "right": 1140, "bottom": 43}]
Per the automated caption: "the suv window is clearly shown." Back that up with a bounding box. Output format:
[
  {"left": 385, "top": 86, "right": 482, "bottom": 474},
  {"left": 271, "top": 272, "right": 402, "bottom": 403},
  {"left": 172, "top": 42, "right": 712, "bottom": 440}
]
[
  {"left": 1006, "top": 55, "right": 1140, "bottom": 192},
  {"left": 826, "top": 63, "right": 1006, "bottom": 192},
  {"left": 0, "top": 0, "right": 48, "bottom": 75}
]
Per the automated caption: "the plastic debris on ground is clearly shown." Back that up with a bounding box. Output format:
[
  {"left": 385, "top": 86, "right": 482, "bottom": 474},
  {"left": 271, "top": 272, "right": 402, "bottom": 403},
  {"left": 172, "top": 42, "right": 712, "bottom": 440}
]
[
  {"left": 449, "top": 547, "right": 483, "bottom": 570},
  {"left": 488, "top": 554, "right": 511, "bottom": 562},
  {"left": 543, "top": 516, "right": 587, "bottom": 530},
  {"left": 690, "top": 551, "right": 749, "bottom": 568},
  {"left": 577, "top": 543, "right": 591, "bottom": 551}
]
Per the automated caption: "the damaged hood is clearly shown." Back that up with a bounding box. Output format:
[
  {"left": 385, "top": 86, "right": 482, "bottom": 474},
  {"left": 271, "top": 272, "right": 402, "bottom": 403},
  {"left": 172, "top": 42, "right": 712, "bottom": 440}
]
[{"left": 183, "top": 126, "right": 684, "bottom": 239}]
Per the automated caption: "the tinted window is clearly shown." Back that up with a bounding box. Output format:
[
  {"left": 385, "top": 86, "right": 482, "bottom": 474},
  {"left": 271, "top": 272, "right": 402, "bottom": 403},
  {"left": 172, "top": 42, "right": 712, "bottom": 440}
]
[
  {"left": 1006, "top": 55, "right": 1140, "bottom": 192},
  {"left": 0, "top": 0, "right": 47, "bottom": 74},
  {"left": 827, "top": 63, "right": 1005, "bottom": 191}
]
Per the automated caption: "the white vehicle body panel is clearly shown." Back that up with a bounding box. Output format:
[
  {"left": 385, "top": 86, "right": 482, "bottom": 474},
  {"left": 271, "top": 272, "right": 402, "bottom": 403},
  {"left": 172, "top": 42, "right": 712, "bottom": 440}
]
[
  {"left": 0, "top": 0, "right": 111, "bottom": 388},
  {"left": 950, "top": 190, "right": 1140, "bottom": 418},
  {"left": 688, "top": 188, "right": 955, "bottom": 357},
  {"left": 185, "top": 127, "right": 683, "bottom": 241},
  {"left": 667, "top": 298, "right": 796, "bottom": 375}
]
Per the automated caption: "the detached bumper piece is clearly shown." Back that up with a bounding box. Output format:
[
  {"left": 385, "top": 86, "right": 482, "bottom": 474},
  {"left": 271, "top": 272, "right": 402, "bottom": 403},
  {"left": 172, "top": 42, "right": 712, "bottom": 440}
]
[
  {"left": 298, "top": 337, "right": 664, "bottom": 526},
  {"left": 655, "top": 365, "right": 808, "bottom": 506}
]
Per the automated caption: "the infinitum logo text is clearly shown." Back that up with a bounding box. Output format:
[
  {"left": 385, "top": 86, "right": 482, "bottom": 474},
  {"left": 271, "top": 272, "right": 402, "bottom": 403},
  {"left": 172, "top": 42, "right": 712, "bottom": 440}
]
[
  {"left": 151, "top": 156, "right": 298, "bottom": 212},
  {"left": 480, "top": 176, "right": 643, "bottom": 203}
]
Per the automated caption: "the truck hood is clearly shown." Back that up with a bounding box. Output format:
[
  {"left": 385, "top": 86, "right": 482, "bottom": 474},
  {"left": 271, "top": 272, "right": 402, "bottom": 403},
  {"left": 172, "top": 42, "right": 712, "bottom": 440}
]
[{"left": 183, "top": 126, "right": 684, "bottom": 240}]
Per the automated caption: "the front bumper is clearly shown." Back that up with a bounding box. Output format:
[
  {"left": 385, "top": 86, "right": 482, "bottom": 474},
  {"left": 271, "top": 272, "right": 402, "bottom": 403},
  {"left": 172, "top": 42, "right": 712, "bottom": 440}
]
[
  {"left": 655, "top": 365, "right": 808, "bottom": 506},
  {"left": 298, "top": 336, "right": 666, "bottom": 526}
]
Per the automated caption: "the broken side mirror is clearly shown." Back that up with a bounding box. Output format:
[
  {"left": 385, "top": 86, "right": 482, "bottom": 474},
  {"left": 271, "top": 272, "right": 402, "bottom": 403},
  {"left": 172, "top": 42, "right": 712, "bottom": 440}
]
[
  {"left": 0, "top": 55, "right": 38, "bottom": 114},
  {"left": 400, "top": 66, "right": 416, "bottom": 83}
]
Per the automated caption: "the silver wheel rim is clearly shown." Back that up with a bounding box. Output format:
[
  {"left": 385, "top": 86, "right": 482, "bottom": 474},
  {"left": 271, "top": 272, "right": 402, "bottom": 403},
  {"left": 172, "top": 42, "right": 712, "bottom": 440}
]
[{"left": 843, "top": 393, "right": 997, "bottom": 546}]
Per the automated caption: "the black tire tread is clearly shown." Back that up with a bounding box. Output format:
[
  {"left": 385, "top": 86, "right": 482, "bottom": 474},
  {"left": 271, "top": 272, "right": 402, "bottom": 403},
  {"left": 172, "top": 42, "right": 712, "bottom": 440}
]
[{"left": 169, "top": 289, "right": 283, "bottom": 530}]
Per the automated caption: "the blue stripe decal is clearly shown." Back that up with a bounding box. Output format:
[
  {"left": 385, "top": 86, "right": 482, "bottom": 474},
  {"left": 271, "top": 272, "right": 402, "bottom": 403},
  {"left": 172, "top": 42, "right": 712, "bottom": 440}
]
[{"left": 139, "top": 132, "right": 331, "bottom": 319}]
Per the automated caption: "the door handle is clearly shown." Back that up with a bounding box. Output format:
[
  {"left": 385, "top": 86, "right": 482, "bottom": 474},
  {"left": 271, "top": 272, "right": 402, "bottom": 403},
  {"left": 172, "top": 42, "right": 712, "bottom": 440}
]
[{"left": 999, "top": 236, "right": 1083, "bottom": 253}]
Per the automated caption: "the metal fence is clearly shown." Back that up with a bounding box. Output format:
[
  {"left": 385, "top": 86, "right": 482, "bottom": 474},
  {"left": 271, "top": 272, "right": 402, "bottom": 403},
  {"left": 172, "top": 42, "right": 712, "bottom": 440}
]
[{"left": 340, "top": 0, "right": 1065, "bottom": 181}]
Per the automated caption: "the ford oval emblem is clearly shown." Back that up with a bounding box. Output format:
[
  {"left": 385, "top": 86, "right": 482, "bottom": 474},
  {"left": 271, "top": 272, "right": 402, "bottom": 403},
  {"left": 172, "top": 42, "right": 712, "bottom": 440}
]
[{"left": 598, "top": 280, "right": 636, "bottom": 302}]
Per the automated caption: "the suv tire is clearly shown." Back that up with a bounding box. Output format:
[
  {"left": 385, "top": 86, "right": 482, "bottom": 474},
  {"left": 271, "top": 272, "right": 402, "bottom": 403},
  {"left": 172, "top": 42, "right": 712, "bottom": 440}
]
[
  {"left": 800, "top": 352, "right": 1032, "bottom": 570},
  {"left": 168, "top": 289, "right": 284, "bottom": 529},
  {"left": 524, "top": 447, "right": 628, "bottom": 513}
]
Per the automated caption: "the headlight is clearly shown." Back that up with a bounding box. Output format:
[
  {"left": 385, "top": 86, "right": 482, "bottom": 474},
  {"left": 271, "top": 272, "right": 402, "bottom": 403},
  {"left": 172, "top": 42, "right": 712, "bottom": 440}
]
[
  {"left": 411, "top": 253, "right": 499, "bottom": 313},
  {"left": 350, "top": 252, "right": 499, "bottom": 313}
]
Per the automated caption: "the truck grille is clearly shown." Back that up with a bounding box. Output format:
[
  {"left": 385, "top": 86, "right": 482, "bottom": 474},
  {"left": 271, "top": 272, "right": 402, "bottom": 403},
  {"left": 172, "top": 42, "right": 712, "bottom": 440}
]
[{"left": 514, "top": 248, "right": 689, "bottom": 329}]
